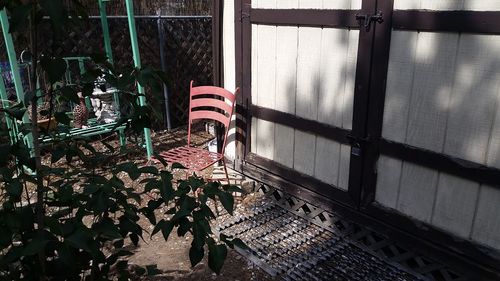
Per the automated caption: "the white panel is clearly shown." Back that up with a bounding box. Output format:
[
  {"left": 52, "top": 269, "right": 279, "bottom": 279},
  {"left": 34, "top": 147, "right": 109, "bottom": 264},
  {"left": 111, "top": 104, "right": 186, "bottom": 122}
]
[
  {"left": 397, "top": 163, "right": 438, "bottom": 222},
  {"left": 350, "top": 0, "right": 362, "bottom": 9},
  {"left": 318, "top": 28, "right": 347, "bottom": 127},
  {"left": 256, "top": 119, "right": 275, "bottom": 160},
  {"left": 274, "top": 24, "right": 297, "bottom": 169},
  {"left": 275, "top": 26, "right": 298, "bottom": 114},
  {"left": 375, "top": 156, "right": 402, "bottom": 209},
  {"left": 299, "top": 0, "right": 322, "bottom": 8},
  {"left": 488, "top": 99, "right": 500, "bottom": 169},
  {"left": 293, "top": 131, "right": 316, "bottom": 176},
  {"left": 223, "top": 0, "right": 236, "bottom": 160},
  {"left": 464, "top": 0, "right": 500, "bottom": 11},
  {"left": 314, "top": 137, "right": 340, "bottom": 186},
  {"left": 251, "top": 117, "right": 257, "bottom": 154},
  {"left": 406, "top": 32, "right": 459, "bottom": 151},
  {"left": 276, "top": 0, "right": 299, "bottom": 8},
  {"left": 342, "top": 30, "right": 358, "bottom": 130},
  {"left": 395, "top": 0, "right": 500, "bottom": 11},
  {"left": 394, "top": 1, "right": 421, "bottom": 10},
  {"left": 274, "top": 124, "right": 295, "bottom": 168},
  {"left": 255, "top": 0, "right": 277, "bottom": 8},
  {"left": 420, "top": 0, "right": 465, "bottom": 10},
  {"left": 432, "top": 175, "right": 480, "bottom": 238},
  {"left": 338, "top": 144, "right": 351, "bottom": 191},
  {"left": 251, "top": 25, "right": 259, "bottom": 104},
  {"left": 445, "top": 34, "right": 500, "bottom": 164},
  {"left": 471, "top": 185, "right": 500, "bottom": 251},
  {"left": 322, "top": 0, "right": 351, "bottom": 9},
  {"left": 296, "top": 27, "right": 322, "bottom": 121},
  {"left": 382, "top": 31, "right": 418, "bottom": 143},
  {"left": 256, "top": 25, "right": 276, "bottom": 109}
]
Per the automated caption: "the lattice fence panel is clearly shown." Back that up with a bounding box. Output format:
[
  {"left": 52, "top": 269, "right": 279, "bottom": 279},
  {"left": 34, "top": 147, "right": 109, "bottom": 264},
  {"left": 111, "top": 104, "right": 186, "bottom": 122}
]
[
  {"left": 0, "top": 17, "right": 212, "bottom": 128},
  {"left": 162, "top": 17, "right": 213, "bottom": 126}
]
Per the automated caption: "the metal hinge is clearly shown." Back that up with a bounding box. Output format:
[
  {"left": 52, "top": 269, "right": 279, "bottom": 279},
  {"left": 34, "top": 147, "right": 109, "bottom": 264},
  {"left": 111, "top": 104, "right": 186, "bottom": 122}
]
[{"left": 356, "top": 11, "right": 383, "bottom": 32}]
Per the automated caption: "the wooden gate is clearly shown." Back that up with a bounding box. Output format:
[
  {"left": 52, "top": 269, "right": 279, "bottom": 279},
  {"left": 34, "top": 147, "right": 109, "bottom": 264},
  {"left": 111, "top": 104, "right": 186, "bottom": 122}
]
[{"left": 233, "top": 0, "right": 500, "bottom": 276}]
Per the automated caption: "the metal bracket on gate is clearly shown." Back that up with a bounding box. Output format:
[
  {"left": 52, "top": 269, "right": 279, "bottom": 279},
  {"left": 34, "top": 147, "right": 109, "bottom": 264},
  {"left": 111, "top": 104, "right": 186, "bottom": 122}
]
[
  {"left": 347, "top": 134, "right": 371, "bottom": 157},
  {"left": 356, "top": 11, "right": 384, "bottom": 32}
]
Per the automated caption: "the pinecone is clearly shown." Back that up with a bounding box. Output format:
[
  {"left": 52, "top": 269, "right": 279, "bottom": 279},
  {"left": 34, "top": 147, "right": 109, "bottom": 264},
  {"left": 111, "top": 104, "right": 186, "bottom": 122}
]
[{"left": 73, "top": 98, "right": 89, "bottom": 129}]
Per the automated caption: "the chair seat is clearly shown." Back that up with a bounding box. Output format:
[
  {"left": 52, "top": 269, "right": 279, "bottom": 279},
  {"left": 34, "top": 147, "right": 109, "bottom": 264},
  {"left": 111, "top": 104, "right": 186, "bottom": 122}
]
[{"left": 157, "top": 146, "right": 223, "bottom": 172}]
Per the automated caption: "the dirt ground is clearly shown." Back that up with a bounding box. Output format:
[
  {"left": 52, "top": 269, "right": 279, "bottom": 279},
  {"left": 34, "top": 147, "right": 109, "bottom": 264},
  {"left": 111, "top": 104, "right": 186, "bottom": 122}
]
[{"left": 42, "top": 124, "right": 276, "bottom": 281}]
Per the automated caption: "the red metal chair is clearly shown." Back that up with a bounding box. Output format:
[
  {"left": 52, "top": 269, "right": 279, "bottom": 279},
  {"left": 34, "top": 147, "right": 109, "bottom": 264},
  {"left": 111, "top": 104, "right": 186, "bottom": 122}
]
[{"left": 157, "top": 81, "right": 239, "bottom": 184}]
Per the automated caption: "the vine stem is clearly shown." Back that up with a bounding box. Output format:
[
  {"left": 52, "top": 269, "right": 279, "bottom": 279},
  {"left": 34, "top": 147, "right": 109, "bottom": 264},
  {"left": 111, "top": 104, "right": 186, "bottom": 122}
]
[{"left": 27, "top": 1, "right": 46, "bottom": 279}]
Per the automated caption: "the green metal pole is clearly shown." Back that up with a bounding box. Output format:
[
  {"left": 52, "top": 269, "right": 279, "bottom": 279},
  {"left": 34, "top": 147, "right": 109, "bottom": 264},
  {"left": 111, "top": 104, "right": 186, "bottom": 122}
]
[
  {"left": 98, "top": 0, "right": 114, "bottom": 64},
  {"left": 1, "top": 10, "right": 25, "bottom": 103},
  {"left": 125, "top": 0, "right": 153, "bottom": 159},
  {"left": 0, "top": 9, "right": 33, "bottom": 147},
  {"left": 0, "top": 68, "right": 16, "bottom": 143}
]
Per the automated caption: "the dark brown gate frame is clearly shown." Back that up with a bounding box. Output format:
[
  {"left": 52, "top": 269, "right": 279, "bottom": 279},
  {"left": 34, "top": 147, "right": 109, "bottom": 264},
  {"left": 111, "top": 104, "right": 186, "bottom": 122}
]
[{"left": 233, "top": 0, "right": 500, "bottom": 279}]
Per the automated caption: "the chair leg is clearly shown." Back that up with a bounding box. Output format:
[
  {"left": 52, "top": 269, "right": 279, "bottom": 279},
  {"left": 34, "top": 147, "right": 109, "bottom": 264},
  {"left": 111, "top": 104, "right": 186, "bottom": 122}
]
[{"left": 222, "top": 158, "right": 231, "bottom": 186}]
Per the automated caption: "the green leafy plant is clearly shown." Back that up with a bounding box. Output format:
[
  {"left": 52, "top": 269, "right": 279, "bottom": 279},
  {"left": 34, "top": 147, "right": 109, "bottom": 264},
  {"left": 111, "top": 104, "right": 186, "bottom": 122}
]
[{"left": 0, "top": 1, "right": 242, "bottom": 280}]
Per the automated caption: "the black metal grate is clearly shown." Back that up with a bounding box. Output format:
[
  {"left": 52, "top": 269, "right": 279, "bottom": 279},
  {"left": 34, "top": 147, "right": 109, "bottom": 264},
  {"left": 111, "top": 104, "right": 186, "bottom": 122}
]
[{"left": 216, "top": 184, "right": 470, "bottom": 281}]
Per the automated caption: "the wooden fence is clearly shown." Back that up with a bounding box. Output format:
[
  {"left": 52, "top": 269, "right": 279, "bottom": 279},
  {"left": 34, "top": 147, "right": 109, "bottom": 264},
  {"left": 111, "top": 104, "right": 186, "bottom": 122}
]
[{"left": 229, "top": 0, "right": 500, "bottom": 279}]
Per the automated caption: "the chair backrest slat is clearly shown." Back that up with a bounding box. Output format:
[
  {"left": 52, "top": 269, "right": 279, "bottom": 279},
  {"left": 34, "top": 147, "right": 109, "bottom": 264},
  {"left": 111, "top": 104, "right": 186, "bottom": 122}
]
[
  {"left": 190, "top": 110, "right": 230, "bottom": 128},
  {"left": 191, "top": 85, "right": 236, "bottom": 102},
  {"left": 190, "top": 98, "right": 233, "bottom": 114},
  {"left": 187, "top": 81, "right": 239, "bottom": 149}
]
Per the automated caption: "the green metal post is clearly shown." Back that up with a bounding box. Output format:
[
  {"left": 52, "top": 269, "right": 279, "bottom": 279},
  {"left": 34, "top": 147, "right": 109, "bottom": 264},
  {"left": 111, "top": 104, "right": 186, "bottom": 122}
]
[
  {"left": 0, "top": 9, "right": 33, "bottom": 147},
  {"left": 125, "top": 0, "right": 153, "bottom": 159},
  {"left": 0, "top": 68, "right": 16, "bottom": 143},
  {"left": 98, "top": 0, "right": 114, "bottom": 64}
]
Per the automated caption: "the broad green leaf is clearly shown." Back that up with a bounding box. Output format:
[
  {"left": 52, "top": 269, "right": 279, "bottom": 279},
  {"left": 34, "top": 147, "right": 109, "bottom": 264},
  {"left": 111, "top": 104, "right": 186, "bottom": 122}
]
[
  {"left": 55, "top": 112, "right": 71, "bottom": 126},
  {"left": 23, "top": 236, "right": 50, "bottom": 256},
  {"left": 230, "top": 238, "right": 249, "bottom": 250},
  {"left": 218, "top": 191, "right": 234, "bottom": 215},
  {"left": 189, "top": 246, "right": 204, "bottom": 267},
  {"left": 161, "top": 221, "right": 174, "bottom": 241},
  {"left": 177, "top": 217, "right": 191, "bottom": 237},
  {"left": 40, "top": 56, "right": 67, "bottom": 84},
  {"left": 171, "top": 162, "right": 186, "bottom": 169},
  {"left": 6, "top": 180, "right": 22, "bottom": 200},
  {"left": 129, "top": 233, "right": 139, "bottom": 246},
  {"left": 139, "top": 166, "right": 158, "bottom": 175},
  {"left": 151, "top": 219, "right": 166, "bottom": 237},
  {"left": 208, "top": 242, "right": 227, "bottom": 274},
  {"left": 65, "top": 229, "right": 92, "bottom": 252}
]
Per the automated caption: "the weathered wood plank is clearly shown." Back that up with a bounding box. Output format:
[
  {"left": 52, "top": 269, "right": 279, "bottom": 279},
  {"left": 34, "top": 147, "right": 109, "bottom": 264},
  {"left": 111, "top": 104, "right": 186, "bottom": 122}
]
[
  {"left": 471, "top": 185, "right": 500, "bottom": 251},
  {"left": 314, "top": 137, "right": 341, "bottom": 186},
  {"left": 295, "top": 28, "right": 321, "bottom": 120},
  {"left": 444, "top": 34, "right": 500, "bottom": 164},
  {"left": 342, "top": 30, "right": 358, "bottom": 130},
  {"left": 318, "top": 28, "right": 347, "bottom": 128},
  {"left": 274, "top": 124, "right": 295, "bottom": 168},
  {"left": 338, "top": 144, "right": 351, "bottom": 191},
  {"left": 432, "top": 175, "right": 480, "bottom": 238},
  {"left": 256, "top": 119, "right": 275, "bottom": 160},
  {"left": 293, "top": 130, "right": 316, "bottom": 176},
  {"left": 382, "top": 31, "right": 417, "bottom": 143},
  {"left": 407, "top": 32, "right": 458, "bottom": 152},
  {"left": 375, "top": 156, "right": 402, "bottom": 209},
  {"left": 397, "top": 162, "right": 438, "bottom": 223},
  {"left": 273, "top": 0, "right": 297, "bottom": 169}
]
